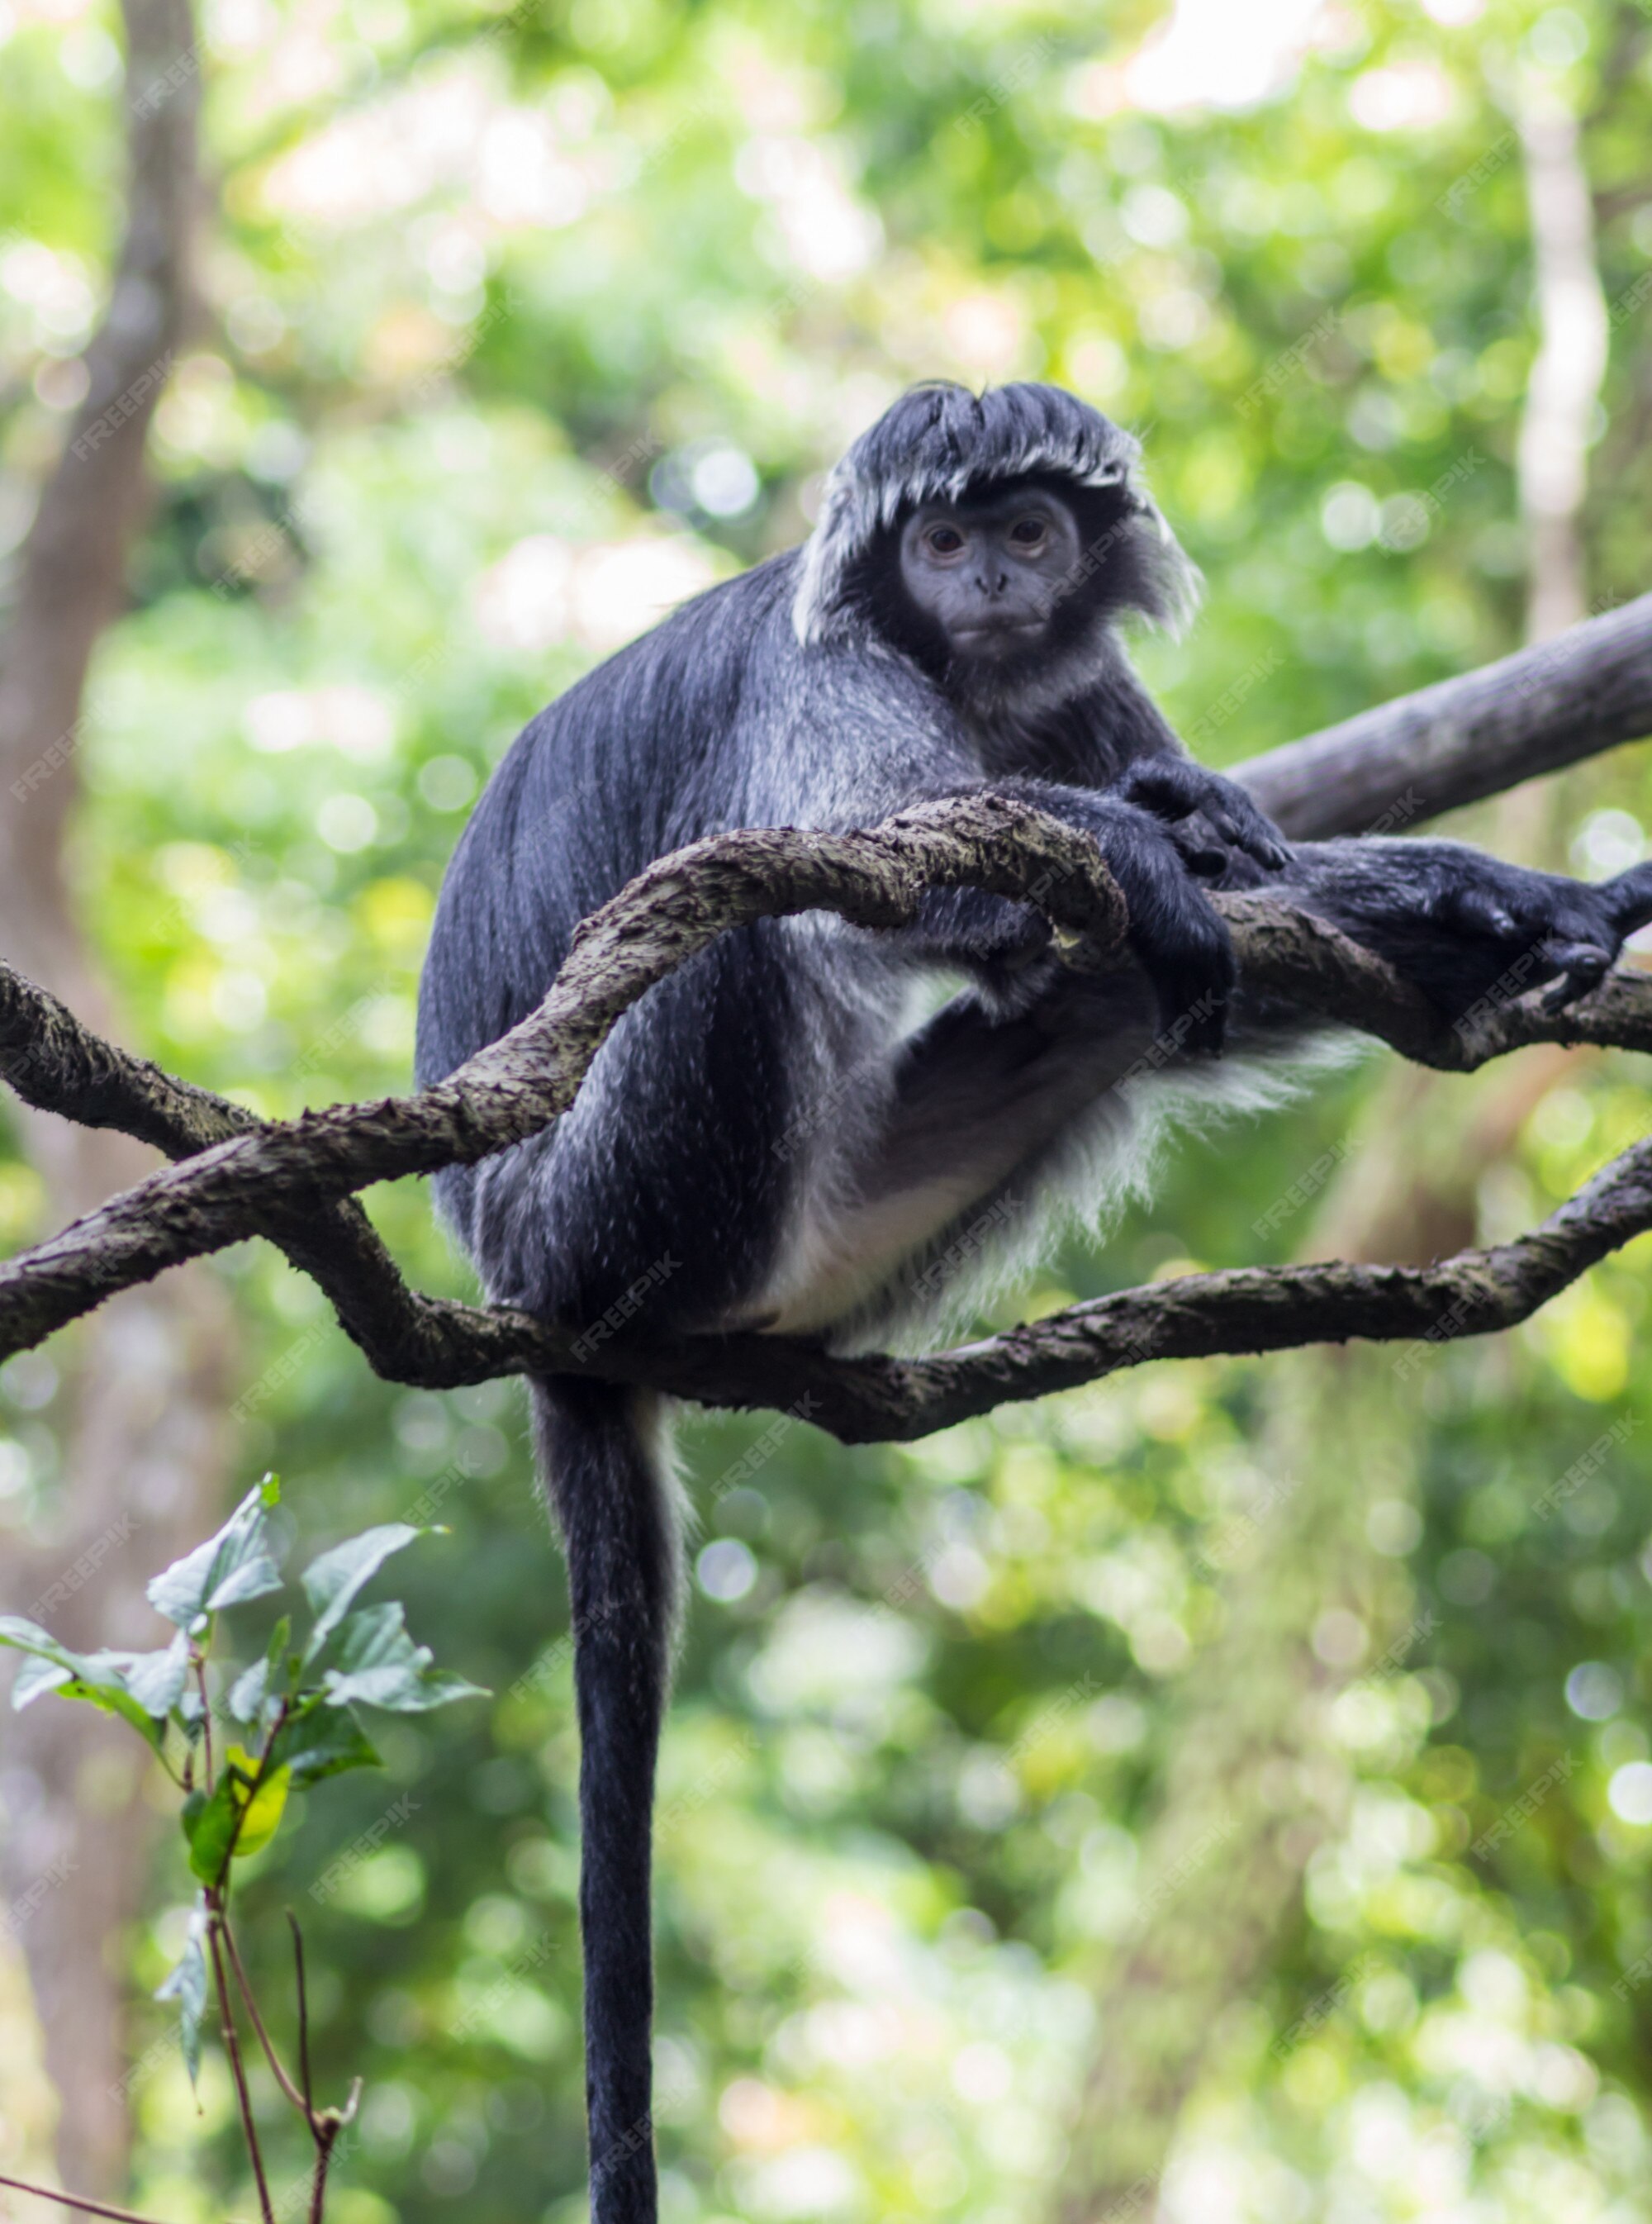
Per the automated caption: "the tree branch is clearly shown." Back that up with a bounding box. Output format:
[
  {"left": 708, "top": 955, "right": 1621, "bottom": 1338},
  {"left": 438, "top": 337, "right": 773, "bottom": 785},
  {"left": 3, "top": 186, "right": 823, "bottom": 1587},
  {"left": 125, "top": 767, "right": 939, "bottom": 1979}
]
[
  {"left": 2, "top": 793, "right": 1651, "bottom": 1442},
  {"left": 1237, "top": 590, "right": 1652, "bottom": 839}
]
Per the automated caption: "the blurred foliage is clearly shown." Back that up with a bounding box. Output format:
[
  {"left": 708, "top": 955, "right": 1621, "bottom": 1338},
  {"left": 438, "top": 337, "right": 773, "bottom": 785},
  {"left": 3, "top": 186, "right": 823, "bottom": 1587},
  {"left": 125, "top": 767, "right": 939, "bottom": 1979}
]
[{"left": 3, "top": 0, "right": 1652, "bottom": 2218}]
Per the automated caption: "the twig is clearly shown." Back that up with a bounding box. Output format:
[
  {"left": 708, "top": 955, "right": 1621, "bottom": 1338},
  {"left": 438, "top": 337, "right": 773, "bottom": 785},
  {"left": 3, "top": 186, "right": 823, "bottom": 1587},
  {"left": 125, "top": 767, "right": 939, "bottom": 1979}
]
[
  {"left": 220, "top": 1905, "right": 309, "bottom": 2117},
  {"left": 0, "top": 2170, "right": 173, "bottom": 2224},
  {"left": 307, "top": 2082, "right": 362, "bottom": 2224},
  {"left": 288, "top": 1910, "right": 315, "bottom": 2117},
  {"left": 206, "top": 1904, "right": 276, "bottom": 2224},
  {"left": 308, "top": 2124, "right": 335, "bottom": 2224}
]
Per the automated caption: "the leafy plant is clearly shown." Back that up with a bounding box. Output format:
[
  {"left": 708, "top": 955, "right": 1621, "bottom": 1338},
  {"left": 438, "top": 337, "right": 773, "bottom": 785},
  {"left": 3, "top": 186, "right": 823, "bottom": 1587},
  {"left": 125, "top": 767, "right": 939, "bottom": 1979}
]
[{"left": 0, "top": 1477, "right": 486, "bottom": 2224}]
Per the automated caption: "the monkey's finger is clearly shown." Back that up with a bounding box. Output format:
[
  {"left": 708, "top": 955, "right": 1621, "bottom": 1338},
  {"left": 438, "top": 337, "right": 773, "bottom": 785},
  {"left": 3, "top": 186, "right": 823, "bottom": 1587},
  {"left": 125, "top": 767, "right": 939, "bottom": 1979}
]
[
  {"left": 1537, "top": 939, "right": 1612, "bottom": 1011},
  {"left": 1122, "top": 769, "right": 1198, "bottom": 824},
  {"left": 1600, "top": 861, "right": 1652, "bottom": 936},
  {"left": 1434, "top": 884, "right": 1519, "bottom": 939},
  {"left": 1211, "top": 811, "right": 1291, "bottom": 872},
  {"left": 1147, "top": 977, "right": 1228, "bottom": 1056},
  {"left": 1229, "top": 810, "right": 1292, "bottom": 872},
  {"left": 1179, "top": 843, "right": 1231, "bottom": 882},
  {"left": 1162, "top": 818, "right": 1230, "bottom": 877}
]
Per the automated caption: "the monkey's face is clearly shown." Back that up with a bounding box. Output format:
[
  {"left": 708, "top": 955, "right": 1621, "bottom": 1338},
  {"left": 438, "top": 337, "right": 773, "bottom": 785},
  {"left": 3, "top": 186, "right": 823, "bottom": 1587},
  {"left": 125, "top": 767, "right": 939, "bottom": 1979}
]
[{"left": 896, "top": 485, "right": 1085, "bottom": 664}]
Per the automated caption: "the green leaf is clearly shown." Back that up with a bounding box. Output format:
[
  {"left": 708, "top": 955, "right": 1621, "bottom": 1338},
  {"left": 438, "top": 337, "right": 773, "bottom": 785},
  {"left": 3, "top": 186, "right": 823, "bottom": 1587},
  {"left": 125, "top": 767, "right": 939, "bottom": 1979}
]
[
  {"left": 227, "top": 1614, "right": 292, "bottom": 1729},
  {"left": 119, "top": 1631, "right": 192, "bottom": 1718},
  {"left": 182, "top": 1744, "right": 292, "bottom": 1880},
  {"left": 0, "top": 1620, "right": 169, "bottom": 1751},
  {"left": 259, "top": 1472, "right": 281, "bottom": 1509},
  {"left": 223, "top": 1743, "right": 291, "bottom": 1857},
  {"left": 300, "top": 1523, "right": 430, "bottom": 1658},
  {"left": 0, "top": 1615, "right": 77, "bottom": 1697},
  {"left": 183, "top": 1778, "right": 238, "bottom": 1884},
  {"left": 155, "top": 1903, "right": 209, "bottom": 2087},
  {"left": 8, "top": 1649, "right": 73, "bottom": 1707},
  {"left": 272, "top": 1701, "right": 381, "bottom": 1785},
  {"left": 226, "top": 1656, "right": 268, "bottom": 1727},
  {"left": 147, "top": 1485, "right": 283, "bottom": 1635},
  {"left": 316, "top": 1601, "right": 488, "bottom": 1714}
]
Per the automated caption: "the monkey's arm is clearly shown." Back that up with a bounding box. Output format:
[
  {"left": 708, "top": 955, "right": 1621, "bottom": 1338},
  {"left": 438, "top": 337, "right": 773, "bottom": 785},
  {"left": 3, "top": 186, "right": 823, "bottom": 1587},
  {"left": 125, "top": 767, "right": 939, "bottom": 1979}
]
[
  {"left": 1251, "top": 839, "right": 1652, "bottom": 1027},
  {"left": 881, "top": 779, "right": 1248, "bottom": 1049}
]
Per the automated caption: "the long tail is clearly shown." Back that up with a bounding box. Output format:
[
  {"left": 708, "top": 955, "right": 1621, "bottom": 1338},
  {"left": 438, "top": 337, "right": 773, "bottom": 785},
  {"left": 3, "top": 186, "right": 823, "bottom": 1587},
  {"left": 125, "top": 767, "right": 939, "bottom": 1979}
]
[{"left": 532, "top": 1378, "right": 682, "bottom": 2224}]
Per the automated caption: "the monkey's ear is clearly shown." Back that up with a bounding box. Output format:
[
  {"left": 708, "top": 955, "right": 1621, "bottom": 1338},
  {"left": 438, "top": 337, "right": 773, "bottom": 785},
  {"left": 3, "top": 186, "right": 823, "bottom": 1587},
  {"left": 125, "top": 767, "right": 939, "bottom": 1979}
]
[{"left": 1108, "top": 486, "right": 1201, "bottom": 636}]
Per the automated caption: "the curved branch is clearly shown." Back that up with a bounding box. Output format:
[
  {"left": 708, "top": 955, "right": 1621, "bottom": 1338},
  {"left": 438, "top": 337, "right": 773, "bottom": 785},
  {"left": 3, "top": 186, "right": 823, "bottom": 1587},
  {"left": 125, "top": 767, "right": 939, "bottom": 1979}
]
[
  {"left": 2, "top": 795, "right": 1652, "bottom": 1444},
  {"left": 0, "top": 962, "right": 503, "bottom": 1378},
  {"left": 0, "top": 796, "right": 1129, "bottom": 1361}
]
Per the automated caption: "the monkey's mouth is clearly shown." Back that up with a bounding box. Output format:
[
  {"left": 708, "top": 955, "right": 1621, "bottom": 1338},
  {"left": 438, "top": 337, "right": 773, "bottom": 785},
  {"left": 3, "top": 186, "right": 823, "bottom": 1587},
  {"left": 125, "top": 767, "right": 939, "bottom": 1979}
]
[{"left": 952, "top": 619, "right": 1047, "bottom": 652}]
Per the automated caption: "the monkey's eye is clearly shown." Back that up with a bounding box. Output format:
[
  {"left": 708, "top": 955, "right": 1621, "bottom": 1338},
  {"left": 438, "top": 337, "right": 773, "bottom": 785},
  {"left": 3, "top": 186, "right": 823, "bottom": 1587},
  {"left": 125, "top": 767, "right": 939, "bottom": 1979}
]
[
  {"left": 1009, "top": 516, "right": 1047, "bottom": 548},
  {"left": 924, "top": 525, "right": 966, "bottom": 557}
]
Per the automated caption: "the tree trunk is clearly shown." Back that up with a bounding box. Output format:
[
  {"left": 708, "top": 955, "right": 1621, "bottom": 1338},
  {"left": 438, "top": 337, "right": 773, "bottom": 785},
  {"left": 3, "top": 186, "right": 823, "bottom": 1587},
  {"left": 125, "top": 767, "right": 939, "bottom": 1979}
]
[{"left": 0, "top": 0, "right": 224, "bottom": 2196}]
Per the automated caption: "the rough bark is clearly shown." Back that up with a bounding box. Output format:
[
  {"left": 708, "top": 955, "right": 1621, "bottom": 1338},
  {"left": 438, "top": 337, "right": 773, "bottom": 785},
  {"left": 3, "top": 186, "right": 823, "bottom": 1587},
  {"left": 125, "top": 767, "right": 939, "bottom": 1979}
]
[{"left": 1, "top": 795, "right": 1652, "bottom": 1445}]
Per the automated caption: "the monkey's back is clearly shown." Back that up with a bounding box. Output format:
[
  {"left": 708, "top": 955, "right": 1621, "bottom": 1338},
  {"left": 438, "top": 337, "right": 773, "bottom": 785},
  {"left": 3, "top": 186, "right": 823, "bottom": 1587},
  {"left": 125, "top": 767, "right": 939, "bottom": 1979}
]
[{"left": 415, "top": 549, "right": 890, "bottom": 1329}]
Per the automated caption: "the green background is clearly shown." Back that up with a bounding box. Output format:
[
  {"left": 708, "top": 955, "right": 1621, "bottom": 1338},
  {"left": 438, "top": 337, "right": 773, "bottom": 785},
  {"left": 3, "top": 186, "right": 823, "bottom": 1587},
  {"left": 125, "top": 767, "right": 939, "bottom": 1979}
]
[{"left": 5, "top": 0, "right": 1652, "bottom": 2217}]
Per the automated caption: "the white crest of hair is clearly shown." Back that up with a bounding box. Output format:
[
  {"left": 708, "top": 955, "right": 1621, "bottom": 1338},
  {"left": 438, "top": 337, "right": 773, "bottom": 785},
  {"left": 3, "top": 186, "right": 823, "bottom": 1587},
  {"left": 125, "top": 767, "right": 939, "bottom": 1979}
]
[{"left": 792, "top": 379, "right": 1190, "bottom": 646}]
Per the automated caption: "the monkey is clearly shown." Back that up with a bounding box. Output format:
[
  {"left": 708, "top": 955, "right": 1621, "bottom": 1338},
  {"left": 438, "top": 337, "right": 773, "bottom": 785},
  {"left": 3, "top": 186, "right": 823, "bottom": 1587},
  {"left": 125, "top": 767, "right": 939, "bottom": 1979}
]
[{"left": 415, "top": 381, "right": 1652, "bottom": 2222}]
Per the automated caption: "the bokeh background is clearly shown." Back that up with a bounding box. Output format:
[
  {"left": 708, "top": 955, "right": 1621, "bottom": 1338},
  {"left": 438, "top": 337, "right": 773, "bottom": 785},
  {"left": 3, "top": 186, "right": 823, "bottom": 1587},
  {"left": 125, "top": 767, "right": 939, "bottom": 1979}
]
[{"left": 3, "top": 0, "right": 1652, "bottom": 2217}]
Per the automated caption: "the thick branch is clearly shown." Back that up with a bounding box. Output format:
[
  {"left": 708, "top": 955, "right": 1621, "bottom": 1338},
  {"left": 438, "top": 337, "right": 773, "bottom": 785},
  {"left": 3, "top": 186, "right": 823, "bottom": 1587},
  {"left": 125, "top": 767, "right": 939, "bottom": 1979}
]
[
  {"left": 0, "top": 796, "right": 1129, "bottom": 1364},
  {"left": 1237, "top": 591, "right": 1652, "bottom": 839},
  {"left": 2, "top": 796, "right": 1652, "bottom": 1442},
  {"left": 0, "top": 962, "right": 503, "bottom": 1379}
]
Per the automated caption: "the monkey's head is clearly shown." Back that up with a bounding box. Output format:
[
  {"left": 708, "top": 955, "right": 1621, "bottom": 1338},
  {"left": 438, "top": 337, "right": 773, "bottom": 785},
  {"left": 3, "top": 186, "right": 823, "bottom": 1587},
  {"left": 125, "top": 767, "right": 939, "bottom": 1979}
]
[{"left": 793, "top": 382, "right": 1195, "bottom": 696}]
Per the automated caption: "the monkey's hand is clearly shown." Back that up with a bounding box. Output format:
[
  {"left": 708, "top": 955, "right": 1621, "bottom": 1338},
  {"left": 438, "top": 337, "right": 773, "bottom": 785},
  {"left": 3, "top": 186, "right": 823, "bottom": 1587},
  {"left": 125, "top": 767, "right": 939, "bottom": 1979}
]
[
  {"left": 1076, "top": 798, "right": 1238, "bottom": 1054},
  {"left": 904, "top": 887, "right": 1058, "bottom": 1016},
  {"left": 1118, "top": 757, "right": 1292, "bottom": 878},
  {"left": 1286, "top": 840, "right": 1652, "bottom": 1025},
  {"left": 904, "top": 802, "right": 1237, "bottom": 1052}
]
